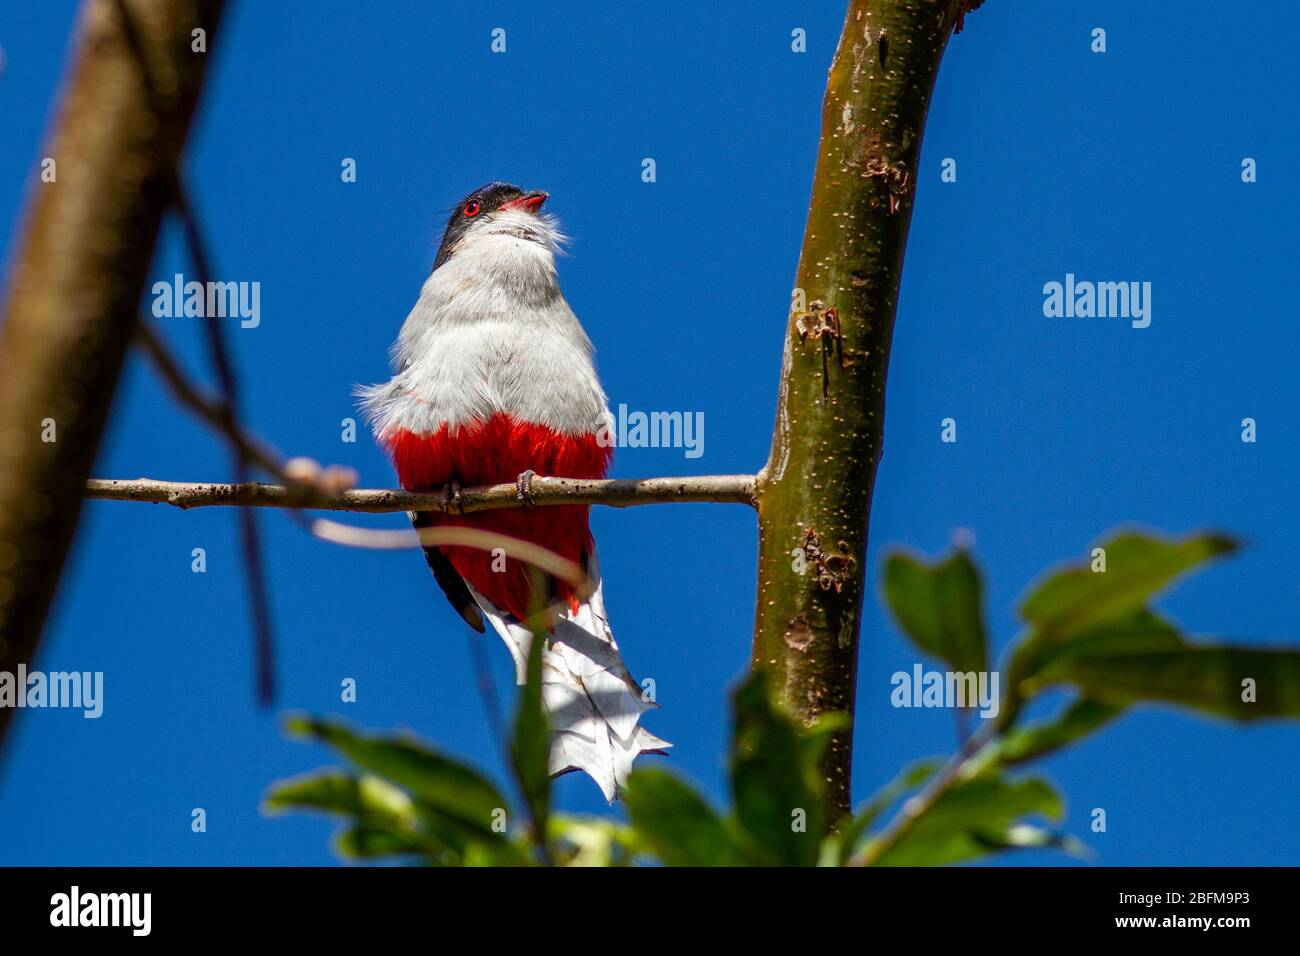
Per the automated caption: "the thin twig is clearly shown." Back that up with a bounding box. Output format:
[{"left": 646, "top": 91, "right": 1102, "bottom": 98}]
[
  {"left": 849, "top": 720, "right": 1000, "bottom": 867},
  {"left": 134, "top": 315, "right": 364, "bottom": 520},
  {"left": 85, "top": 475, "right": 759, "bottom": 512},
  {"left": 312, "top": 522, "right": 592, "bottom": 597},
  {"left": 114, "top": 0, "right": 275, "bottom": 705},
  {"left": 134, "top": 319, "right": 287, "bottom": 479},
  {"left": 852, "top": 672, "right": 1026, "bottom": 865}
]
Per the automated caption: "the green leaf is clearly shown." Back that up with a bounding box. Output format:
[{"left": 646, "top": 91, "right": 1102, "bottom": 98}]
[
  {"left": 284, "top": 716, "right": 509, "bottom": 838},
  {"left": 977, "top": 698, "right": 1124, "bottom": 769},
  {"left": 883, "top": 548, "right": 988, "bottom": 674},
  {"left": 1028, "top": 608, "right": 1185, "bottom": 667},
  {"left": 1008, "top": 607, "right": 1185, "bottom": 707},
  {"left": 869, "top": 775, "right": 1064, "bottom": 866},
  {"left": 335, "top": 825, "right": 426, "bottom": 861},
  {"left": 548, "top": 815, "right": 643, "bottom": 867},
  {"left": 878, "top": 826, "right": 1086, "bottom": 867},
  {"left": 915, "top": 775, "right": 1062, "bottom": 833},
  {"left": 827, "top": 758, "right": 940, "bottom": 865},
  {"left": 511, "top": 630, "right": 551, "bottom": 835},
  {"left": 624, "top": 768, "right": 742, "bottom": 866},
  {"left": 265, "top": 770, "right": 460, "bottom": 863},
  {"left": 1019, "top": 531, "right": 1235, "bottom": 640},
  {"left": 263, "top": 769, "right": 421, "bottom": 830},
  {"left": 975, "top": 824, "right": 1091, "bottom": 860},
  {"left": 883, "top": 823, "right": 1089, "bottom": 866},
  {"left": 461, "top": 840, "right": 533, "bottom": 867},
  {"left": 730, "top": 671, "right": 829, "bottom": 866},
  {"left": 1039, "top": 645, "right": 1300, "bottom": 720}
]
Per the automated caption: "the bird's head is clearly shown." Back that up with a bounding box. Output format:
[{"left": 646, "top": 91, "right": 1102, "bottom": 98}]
[{"left": 433, "top": 182, "right": 554, "bottom": 271}]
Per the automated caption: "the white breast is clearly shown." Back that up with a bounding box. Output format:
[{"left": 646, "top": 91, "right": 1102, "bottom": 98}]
[{"left": 359, "top": 213, "right": 610, "bottom": 439}]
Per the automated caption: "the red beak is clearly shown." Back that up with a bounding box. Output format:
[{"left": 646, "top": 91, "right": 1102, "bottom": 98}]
[{"left": 500, "top": 191, "right": 547, "bottom": 214}]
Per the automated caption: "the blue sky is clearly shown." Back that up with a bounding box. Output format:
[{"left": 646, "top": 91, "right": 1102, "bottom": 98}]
[{"left": 1, "top": 1, "right": 1296, "bottom": 865}]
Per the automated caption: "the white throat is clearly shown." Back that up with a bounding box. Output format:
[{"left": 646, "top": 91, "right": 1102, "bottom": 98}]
[
  {"left": 358, "top": 209, "right": 609, "bottom": 439},
  {"left": 446, "top": 208, "right": 563, "bottom": 286}
]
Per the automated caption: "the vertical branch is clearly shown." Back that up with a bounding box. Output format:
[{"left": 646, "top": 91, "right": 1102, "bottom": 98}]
[
  {"left": 0, "top": 0, "right": 224, "bottom": 749},
  {"left": 750, "top": 0, "right": 976, "bottom": 818},
  {"left": 115, "top": 0, "right": 277, "bottom": 705}
]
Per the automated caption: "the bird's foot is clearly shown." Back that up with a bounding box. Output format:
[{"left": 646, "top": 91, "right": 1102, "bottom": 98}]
[
  {"left": 442, "top": 479, "right": 463, "bottom": 515},
  {"left": 515, "top": 470, "right": 537, "bottom": 511}
]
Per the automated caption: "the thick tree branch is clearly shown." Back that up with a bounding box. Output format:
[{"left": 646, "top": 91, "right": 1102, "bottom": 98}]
[
  {"left": 750, "top": 0, "right": 978, "bottom": 819},
  {"left": 85, "top": 475, "right": 759, "bottom": 512},
  {"left": 0, "top": 0, "right": 224, "bottom": 750}
]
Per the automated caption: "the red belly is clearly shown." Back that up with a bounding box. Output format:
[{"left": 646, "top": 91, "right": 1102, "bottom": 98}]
[{"left": 385, "top": 413, "right": 612, "bottom": 621}]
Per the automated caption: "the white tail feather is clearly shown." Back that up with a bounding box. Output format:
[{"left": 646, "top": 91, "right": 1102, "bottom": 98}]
[{"left": 465, "top": 549, "right": 668, "bottom": 802}]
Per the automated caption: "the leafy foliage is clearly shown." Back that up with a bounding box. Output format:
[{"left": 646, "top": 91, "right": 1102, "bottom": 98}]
[
  {"left": 267, "top": 527, "right": 1300, "bottom": 866},
  {"left": 1018, "top": 532, "right": 1235, "bottom": 640},
  {"left": 511, "top": 631, "right": 551, "bottom": 836},
  {"left": 623, "top": 768, "right": 743, "bottom": 866},
  {"left": 865, "top": 774, "right": 1072, "bottom": 867},
  {"left": 883, "top": 548, "right": 987, "bottom": 673}
]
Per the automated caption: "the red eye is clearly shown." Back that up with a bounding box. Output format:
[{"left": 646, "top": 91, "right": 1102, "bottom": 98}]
[{"left": 463, "top": 200, "right": 481, "bottom": 217}]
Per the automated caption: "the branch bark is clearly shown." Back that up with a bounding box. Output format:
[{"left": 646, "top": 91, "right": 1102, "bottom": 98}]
[
  {"left": 0, "top": 0, "right": 224, "bottom": 748},
  {"left": 84, "top": 475, "right": 758, "bottom": 512},
  {"left": 750, "top": 0, "right": 976, "bottom": 819}
]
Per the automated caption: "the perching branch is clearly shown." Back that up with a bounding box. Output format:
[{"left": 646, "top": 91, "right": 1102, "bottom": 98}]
[
  {"left": 749, "top": 0, "right": 980, "bottom": 819},
  {"left": 85, "top": 475, "right": 758, "bottom": 512},
  {"left": 0, "top": 0, "right": 225, "bottom": 751}
]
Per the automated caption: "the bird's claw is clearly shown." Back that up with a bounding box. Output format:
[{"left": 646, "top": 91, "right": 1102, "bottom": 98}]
[
  {"left": 443, "top": 479, "right": 463, "bottom": 515},
  {"left": 516, "top": 470, "right": 537, "bottom": 511}
]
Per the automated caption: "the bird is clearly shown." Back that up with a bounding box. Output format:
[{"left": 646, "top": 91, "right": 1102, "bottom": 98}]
[{"left": 359, "top": 182, "right": 668, "bottom": 801}]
